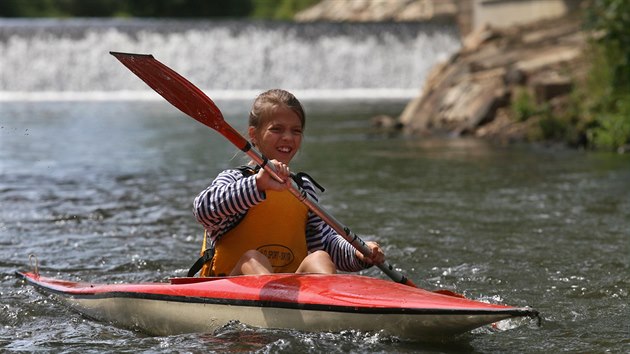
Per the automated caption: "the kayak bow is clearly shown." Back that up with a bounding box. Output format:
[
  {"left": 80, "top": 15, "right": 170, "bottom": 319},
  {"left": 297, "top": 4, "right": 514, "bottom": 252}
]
[{"left": 16, "top": 271, "right": 539, "bottom": 339}]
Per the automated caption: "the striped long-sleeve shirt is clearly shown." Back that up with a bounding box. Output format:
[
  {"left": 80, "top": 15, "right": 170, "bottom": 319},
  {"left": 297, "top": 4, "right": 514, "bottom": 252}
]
[{"left": 193, "top": 168, "right": 369, "bottom": 272}]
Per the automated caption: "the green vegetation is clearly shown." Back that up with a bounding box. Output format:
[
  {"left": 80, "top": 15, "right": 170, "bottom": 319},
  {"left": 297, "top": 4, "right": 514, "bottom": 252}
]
[
  {"left": 512, "top": 87, "right": 538, "bottom": 122},
  {"left": 251, "top": 0, "right": 319, "bottom": 20},
  {"left": 581, "top": 0, "right": 630, "bottom": 151},
  {"left": 514, "top": 0, "right": 630, "bottom": 151},
  {"left": 0, "top": 0, "right": 320, "bottom": 19}
]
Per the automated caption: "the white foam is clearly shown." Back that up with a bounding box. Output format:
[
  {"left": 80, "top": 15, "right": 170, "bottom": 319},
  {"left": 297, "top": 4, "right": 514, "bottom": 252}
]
[
  {"left": 0, "top": 88, "right": 419, "bottom": 102},
  {"left": 0, "top": 20, "right": 460, "bottom": 93}
]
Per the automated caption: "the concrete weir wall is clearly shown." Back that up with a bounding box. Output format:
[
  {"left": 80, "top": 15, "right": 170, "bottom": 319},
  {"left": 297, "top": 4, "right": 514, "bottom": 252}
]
[{"left": 467, "top": 0, "right": 582, "bottom": 33}]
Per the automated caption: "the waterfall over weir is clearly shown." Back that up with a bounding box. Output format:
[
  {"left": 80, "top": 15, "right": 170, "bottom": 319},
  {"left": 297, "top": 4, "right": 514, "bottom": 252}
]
[{"left": 0, "top": 19, "right": 460, "bottom": 100}]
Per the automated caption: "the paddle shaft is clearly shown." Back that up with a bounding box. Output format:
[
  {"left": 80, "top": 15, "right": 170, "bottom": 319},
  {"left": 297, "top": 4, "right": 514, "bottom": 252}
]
[{"left": 110, "top": 51, "right": 416, "bottom": 287}]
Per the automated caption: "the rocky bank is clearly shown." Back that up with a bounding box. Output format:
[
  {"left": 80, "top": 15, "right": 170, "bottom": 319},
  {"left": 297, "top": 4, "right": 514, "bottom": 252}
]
[
  {"left": 297, "top": 1, "right": 589, "bottom": 144},
  {"left": 397, "top": 14, "right": 588, "bottom": 143}
]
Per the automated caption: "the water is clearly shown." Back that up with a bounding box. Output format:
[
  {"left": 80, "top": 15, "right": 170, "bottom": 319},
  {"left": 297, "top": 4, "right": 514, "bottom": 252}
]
[
  {"left": 1, "top": 98, "right": 629, "bottom": 352},
  {"left": 1, "top": 19, "right": 629, "bottom": 353},
  {"left": 0, "top": 18, "right": 459, "bottom": 96}
]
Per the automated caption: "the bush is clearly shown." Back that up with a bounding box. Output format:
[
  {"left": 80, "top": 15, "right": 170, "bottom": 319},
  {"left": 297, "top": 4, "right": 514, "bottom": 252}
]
[
  {"left": 589, "top": 97, "right": 630, "bottom": 150},
  {"left": 512, "top": 87, "right": 537, "bottom": 122},
  {"left": 581, "top": 0, "right": 630, "bottom": 151}
]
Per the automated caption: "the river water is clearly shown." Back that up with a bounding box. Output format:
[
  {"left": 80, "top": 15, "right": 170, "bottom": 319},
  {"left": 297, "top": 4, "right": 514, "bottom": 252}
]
[
  {"left": 1, "top": 19, "right": 629, "bottom": 353},
  {"left": 1, "top": 98, "right": 629, "bottom": 353}
]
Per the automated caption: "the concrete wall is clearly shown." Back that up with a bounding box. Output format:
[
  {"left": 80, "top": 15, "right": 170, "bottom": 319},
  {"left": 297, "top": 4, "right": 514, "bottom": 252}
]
[{"left": 472, "top": 0, "right": 581, "bottom": 30}]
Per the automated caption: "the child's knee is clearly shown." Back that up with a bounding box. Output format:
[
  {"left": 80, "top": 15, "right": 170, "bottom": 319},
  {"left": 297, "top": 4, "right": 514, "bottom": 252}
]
[
  {"left": 242, "top": 249, "right": 266, "bottom": 261},
  {"left": 310, "top": 250, "right": 332, "bottom": 262}
]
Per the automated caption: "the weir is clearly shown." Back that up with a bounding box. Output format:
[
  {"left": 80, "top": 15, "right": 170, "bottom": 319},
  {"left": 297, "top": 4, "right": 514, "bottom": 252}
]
[{"left": 0, "top": 19, "right": 460, "bottom": 99}]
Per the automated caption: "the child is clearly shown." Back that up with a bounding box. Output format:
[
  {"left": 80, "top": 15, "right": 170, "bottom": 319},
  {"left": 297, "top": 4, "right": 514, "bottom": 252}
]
[{"left": 193, "top": 89, "right": 384, "bottom": 276}]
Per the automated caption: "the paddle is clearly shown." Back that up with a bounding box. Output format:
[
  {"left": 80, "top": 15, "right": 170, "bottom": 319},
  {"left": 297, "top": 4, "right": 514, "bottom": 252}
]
[{"left": 110, "top": 51, "right": 417, "bottom": 287}]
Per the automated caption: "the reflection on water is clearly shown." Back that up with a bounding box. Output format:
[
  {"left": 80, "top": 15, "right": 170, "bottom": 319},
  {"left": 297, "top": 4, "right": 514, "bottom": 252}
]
[{"left": 1, "top": 100, "right": 629, "bottom": 352}]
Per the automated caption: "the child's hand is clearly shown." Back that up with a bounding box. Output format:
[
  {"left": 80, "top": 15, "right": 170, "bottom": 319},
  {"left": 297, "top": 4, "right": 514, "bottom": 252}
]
[
  {"left": 255, "top": 160, "right": 291, "bottom": 192},
  {"left": 356, "top": 241, "right": 385, "bottom": 265}
]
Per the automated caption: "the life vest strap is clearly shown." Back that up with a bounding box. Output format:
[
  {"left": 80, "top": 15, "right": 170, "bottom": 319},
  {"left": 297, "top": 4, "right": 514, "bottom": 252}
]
[
  {"left": 293, "top": 171, "right": 325, "bottom": 192},
  {"left": 236, "top": 165, "right": 325, "bottom": 192},
  {"left": 187, "top": 247, "right": 215, "bottom": 277}
]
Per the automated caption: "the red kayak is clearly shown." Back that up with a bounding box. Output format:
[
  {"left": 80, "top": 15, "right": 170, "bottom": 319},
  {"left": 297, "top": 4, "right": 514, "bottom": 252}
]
[{"left": 16, "top": 271, "right": 539, "bottom": 339}]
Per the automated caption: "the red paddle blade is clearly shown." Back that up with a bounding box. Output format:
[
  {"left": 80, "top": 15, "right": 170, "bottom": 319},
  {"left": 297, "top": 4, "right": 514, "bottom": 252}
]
[{"left": 110, "top": 52, "right": 248, "bottom": 150}]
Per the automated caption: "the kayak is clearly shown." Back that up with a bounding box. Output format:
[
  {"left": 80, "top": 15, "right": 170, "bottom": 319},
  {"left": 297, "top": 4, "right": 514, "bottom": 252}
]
[{"left": 16, "top": 271, "right": 539, "bottom": 339}]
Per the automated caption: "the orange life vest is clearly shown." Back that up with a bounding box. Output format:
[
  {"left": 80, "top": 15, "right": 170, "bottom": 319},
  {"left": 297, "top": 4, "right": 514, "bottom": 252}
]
[{"left": 202, "top": 189, "right": 309, "bottom": 276}]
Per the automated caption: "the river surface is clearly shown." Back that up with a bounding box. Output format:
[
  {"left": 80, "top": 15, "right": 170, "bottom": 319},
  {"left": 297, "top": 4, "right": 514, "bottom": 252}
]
[{"left": 1, "top": 98, "right": 628, "bottom": 353}]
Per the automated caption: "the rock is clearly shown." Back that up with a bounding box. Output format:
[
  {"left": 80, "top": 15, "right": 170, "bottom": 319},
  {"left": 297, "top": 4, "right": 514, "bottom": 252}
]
[
  {"left": 530, "top": 72, "right": 573, "bottom": 103},
  {"left": 474, "top": 107, "right": 530, "bottom": 143},
  {"left": 514, "top": 46, "right": 582, "bottom": 75},
  {"left": 461, "top": 24, "right": 497, "bottom": 53},
  {"left": 371, "top": 114, "right": 401, "bottom": 129},
  {"left": 399, "top": 15, "right": 587, "bottom": 140}
]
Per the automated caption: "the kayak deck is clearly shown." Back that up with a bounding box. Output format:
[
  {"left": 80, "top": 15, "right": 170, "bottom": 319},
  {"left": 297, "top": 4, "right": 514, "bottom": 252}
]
[{"left": 16, "top": 271, "right": 539, "bottom": 339}]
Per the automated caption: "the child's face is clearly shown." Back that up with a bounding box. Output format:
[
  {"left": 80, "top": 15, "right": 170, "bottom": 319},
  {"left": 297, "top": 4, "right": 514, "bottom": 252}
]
[{"left": 249, "top": 106, "right": 303, "bottom": 164}]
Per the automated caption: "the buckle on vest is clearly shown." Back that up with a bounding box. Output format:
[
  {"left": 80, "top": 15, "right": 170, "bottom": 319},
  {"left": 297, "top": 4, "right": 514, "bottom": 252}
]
[{"left": 187, "top": 247, "right": 215, "bottom": 277}]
